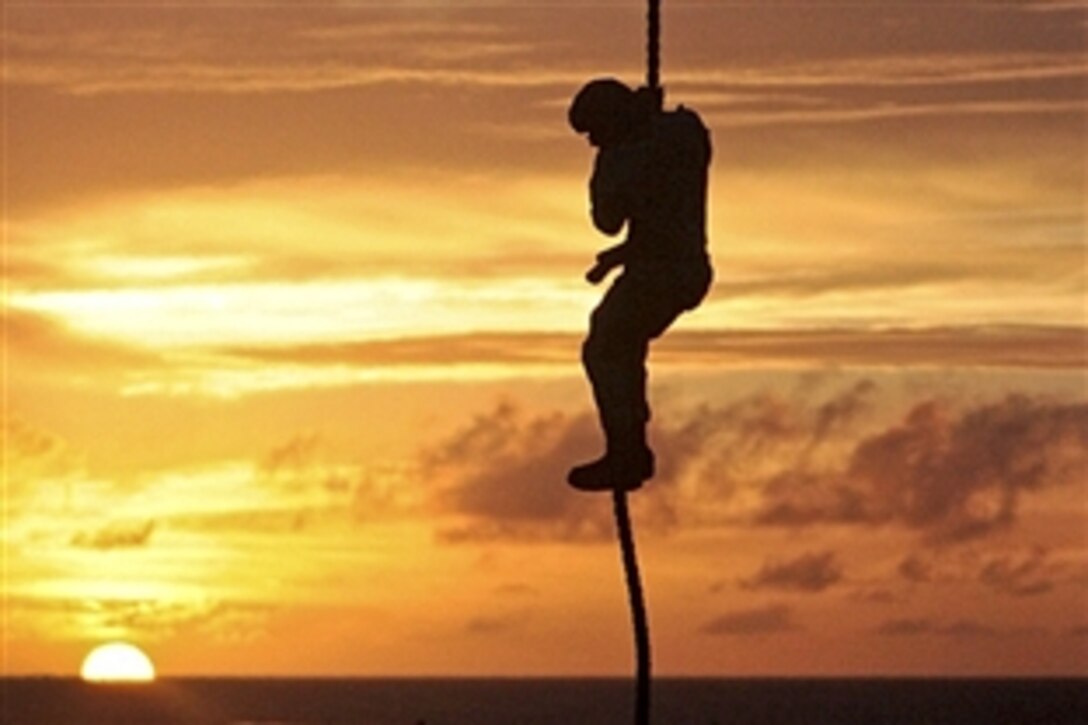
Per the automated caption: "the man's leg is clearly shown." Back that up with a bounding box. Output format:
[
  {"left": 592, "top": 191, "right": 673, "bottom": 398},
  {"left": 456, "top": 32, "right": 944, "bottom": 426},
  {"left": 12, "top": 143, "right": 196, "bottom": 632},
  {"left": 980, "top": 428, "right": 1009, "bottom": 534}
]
[{"left": 570, "top": 274, "right": 683, "bottom": 491}]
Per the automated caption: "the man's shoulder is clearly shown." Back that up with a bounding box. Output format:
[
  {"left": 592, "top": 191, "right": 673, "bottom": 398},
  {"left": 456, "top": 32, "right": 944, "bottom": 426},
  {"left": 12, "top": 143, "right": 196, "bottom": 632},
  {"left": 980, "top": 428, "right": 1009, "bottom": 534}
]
[
  {"left": 656, "top": 105, "right": 711, "bottom": 159},
  {"left": 668, "top": 105, "right": 708, "bottom": 135}
]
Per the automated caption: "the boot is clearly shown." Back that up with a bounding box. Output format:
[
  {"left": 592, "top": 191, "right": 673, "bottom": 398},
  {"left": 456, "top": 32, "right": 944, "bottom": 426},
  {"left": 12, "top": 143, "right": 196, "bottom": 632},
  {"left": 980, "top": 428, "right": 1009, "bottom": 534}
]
[{"left": 567, "top": 444, "right": 654, "bottom": 492}]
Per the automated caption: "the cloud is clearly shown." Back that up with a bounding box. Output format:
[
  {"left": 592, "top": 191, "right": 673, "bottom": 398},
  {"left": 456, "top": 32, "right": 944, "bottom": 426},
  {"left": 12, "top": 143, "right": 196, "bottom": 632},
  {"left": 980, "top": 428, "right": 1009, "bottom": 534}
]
[
  {"left": 6, "top": 308, "right": 160, "bottom": 372},
  {"left": 700, "top": 604, "right": 799, "bottom": 636},
  {"left": 10, "top": 5, "right": 1085, "bottom": 102},
  {"left": 849, "top": 587, "right": 901, "bottom": 605},
  {"left": 897, "top": 554, "right": 932, "bottom": 583},
  {"left": 228, "top": 333, "right": 576, "bottom": 369},
  {"left": 253, "top": 434, "right": 419, "bottom": 522},
  {"left": 978, "top": 547, "right": 1056, "bottom": 597},
  {"left": 8, "top": 319, "right": 1075, "bottom": 400},
  {"left": 258, "top": 433, "right": 326, "bottom": 485},
  {"left": 93, "top": 598, "right": 271, "bottom": 642},
  {"left": 811, "top": 380, "right": 876, "bottom": 445},
  {"left": 2, "top": 418, "right": 86, "bottom": 515},
  {"left": 421, "top": 387, "right": 1086, "bottom": 545},
  {"left": 228, "top": 326, "right": 1086, "bottom": 373},
  {"left": 3, "top": 418, "right": 81, "bottom": 480},
  {"left": 741, "top": 550, "right": 843, "bottom": 593},
  {"left": 186, "top": 327, "right": 1087, "bottom": 397},
  {"left": 493, "top": 582, "right": 539, "bottom": 598},
  {"left": 657, "top": 327, "right": 1088, "bottom": 371},
  {"left": 890, "top": 546, "right": 1083, "bottom": 597},
  {"left": 876, "top": 617, "right": 998, "bottom": 638},
  {"left": 5, "top": 11, "right": 569, "bottom": 96},
  {"left": 754, "top": 394, "right": 1088, "bottom": 542},
  {"left": 708, "top": 99, "right": 1088, "bottom": 129},
  {"left": 145, "top": 435, "right": 417, "bottom": 536},
  {"left": 71, "top": 520, "right": 156, "bottom": 550},
  {"left": 7, "top": 593, "right": 272, "bottom": 643},
  {"left": 465, "top": 612, "right": 527, "bottom": 636},
  {"left": 426, "top": 403, "right": 621, "bottom": 543}
]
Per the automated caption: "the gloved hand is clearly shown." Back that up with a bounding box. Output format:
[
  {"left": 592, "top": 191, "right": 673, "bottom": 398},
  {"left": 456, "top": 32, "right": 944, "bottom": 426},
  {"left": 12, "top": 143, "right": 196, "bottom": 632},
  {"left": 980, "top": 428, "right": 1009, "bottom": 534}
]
[{"left": 585, "top": 242, "right": 629, "bottom": 285}]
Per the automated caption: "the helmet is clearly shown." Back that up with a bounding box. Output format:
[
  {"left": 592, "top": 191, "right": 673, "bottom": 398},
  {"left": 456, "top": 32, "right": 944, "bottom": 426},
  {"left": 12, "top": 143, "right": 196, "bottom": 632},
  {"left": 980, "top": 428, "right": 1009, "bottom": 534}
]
[{"left": 568, "top": 78, "right": 634, "bottom": 134}]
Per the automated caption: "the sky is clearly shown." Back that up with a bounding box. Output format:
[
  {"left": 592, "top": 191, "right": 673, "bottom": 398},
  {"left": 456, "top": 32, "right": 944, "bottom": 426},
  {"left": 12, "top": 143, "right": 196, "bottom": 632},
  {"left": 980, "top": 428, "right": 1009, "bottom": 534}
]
[{"left": 3, "top": 0, "right": 1087, "bottom": 678}]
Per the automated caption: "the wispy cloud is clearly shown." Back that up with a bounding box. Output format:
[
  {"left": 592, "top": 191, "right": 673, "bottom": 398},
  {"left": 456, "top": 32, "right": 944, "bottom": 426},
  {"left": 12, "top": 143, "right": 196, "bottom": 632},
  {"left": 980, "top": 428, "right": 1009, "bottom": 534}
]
[
  {"left": 130, "top": 325, "right": 1080, "bottom": 396},
  {"left": 7, "top": 593, "right": 272, "bottom": 643},
  {"left": 4, "top": 11, "right": 558, "bottom": 96},
  {"left": 465, "top": 611, "right": 528, "bottom": 636},
  {"left": 893, "top": 547, "right": 1086, "bottom": 595},
  {"left": 7, "top": 308, "right": 161, "bottom": 372},
  {"left": 683, "top": 52, "right": 1088, "bottom": 92},
  {"left": 978, "top": 547, "right": 1057, "bottom": 597},
  {"left": 740, "top": 550, "right": 844, "bottom": 593},
  {"left": 876, "top": 617, "right": 999, "bottom": 638},
  {"left": 225, "top": 327, "right": 1088, "bottom": 372},
  {"left": 70, "top": 520, "right": 156, "bottom": 551},
  {"left": 700, "top": 604, "right": 800, "bottom": 636}
]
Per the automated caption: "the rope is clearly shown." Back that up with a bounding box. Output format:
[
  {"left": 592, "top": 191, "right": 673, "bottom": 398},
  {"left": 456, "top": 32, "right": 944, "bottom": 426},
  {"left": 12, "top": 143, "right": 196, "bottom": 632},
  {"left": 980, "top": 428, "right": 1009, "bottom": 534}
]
[
  {"left": 613, "top": 489, "right": 651, "bottom": 725},
  {"left": 615, "top": 3, "right": 661, "bottom": 723},
  {"left": 646, "top": 0, "right": 661, "bottom": 93}
]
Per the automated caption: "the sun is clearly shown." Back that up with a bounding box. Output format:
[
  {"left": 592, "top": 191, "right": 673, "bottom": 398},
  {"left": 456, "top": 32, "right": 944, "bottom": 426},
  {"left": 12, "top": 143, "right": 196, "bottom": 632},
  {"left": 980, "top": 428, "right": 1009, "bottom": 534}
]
[{"left": 80, "top": 642, "right": 156, "bottom": 683}]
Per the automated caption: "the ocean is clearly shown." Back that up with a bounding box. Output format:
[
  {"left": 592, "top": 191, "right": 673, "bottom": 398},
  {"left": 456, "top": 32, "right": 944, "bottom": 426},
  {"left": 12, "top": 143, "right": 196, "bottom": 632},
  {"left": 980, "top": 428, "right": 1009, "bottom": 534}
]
[{"left": 2, "top": 677, "right": 1085, "bottom": 724}]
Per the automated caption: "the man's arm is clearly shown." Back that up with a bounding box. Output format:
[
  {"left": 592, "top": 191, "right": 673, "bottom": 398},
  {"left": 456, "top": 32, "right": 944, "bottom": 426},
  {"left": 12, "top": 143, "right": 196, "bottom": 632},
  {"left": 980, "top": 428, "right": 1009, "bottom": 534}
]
[
  {"left": 585, "top": 241, "right": 629, "bottom": 284},
  {"left": 589, "top": 147, "right": 631, "bottom": 236}
]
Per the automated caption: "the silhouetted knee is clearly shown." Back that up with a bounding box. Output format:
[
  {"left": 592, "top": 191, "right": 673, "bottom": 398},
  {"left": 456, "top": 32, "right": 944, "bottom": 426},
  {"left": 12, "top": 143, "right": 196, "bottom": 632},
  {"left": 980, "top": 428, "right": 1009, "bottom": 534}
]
[
  {"left": 581, "top": 332, "right": 610, "bottom": 383},
  {"left": 583, "top": 328, "right": 643, "bottom": 384}
]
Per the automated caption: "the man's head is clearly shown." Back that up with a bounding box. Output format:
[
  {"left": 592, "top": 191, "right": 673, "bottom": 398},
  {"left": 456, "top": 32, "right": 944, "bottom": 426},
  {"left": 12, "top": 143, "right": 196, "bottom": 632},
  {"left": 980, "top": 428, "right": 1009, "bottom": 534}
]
[{"left": 568, "top": 78, "right": 636, "bottom": 148}]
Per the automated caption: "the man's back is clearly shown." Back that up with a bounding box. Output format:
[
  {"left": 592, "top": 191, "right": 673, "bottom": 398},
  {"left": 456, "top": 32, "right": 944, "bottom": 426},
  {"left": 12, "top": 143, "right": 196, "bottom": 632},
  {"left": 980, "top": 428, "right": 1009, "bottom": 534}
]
[{"left": 627, "top": 106, "right": 712, "bottom": 269}]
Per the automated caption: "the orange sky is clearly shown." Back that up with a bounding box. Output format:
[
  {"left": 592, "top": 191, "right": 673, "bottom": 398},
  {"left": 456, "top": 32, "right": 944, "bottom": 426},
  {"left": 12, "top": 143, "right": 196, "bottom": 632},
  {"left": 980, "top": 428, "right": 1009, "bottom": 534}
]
[{"left": 3, "top": 1, "right": 1087, "bottom": 677}]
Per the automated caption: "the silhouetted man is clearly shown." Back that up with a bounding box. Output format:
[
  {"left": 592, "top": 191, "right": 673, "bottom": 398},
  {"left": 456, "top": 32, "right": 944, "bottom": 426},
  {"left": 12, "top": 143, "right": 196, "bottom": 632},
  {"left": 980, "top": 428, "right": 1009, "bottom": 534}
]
[{"left": 567, "top": 78, "right": 713, "bottom": 492}]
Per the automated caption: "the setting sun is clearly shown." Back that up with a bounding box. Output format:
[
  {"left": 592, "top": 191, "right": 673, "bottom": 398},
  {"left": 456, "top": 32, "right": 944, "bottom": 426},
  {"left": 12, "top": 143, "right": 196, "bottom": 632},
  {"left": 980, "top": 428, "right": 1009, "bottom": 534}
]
[{"left": 80, "top": 643, "right": 157, "bottom": 684}]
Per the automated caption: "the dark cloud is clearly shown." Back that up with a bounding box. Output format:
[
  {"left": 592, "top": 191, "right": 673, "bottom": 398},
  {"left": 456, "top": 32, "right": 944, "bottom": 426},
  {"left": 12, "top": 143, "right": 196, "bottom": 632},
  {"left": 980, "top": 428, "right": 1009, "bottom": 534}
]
[
  {"left": 700, "top": 604, "right": 799, "bottom": 636},
  {"left": 71, "top": 519, "right": 155, "bottom": 550},
  {"left": 876, "top": 617, "right": 998, "bottom": 638},
  {"left": 426, "top": 402, "right": 621, "bottom": 543},
  {"left": 493, "top": 583, "right": 539, "bottom": 598},
  {"left": 897, "top": 554, "right": 932, "bottom": 583},
  {"left": 466, "top": 612, "right": 526, "bottom": 636},
  {"left": 755, "top": 395, "right": 1088, "bottom": 542},
  {"left": 893, "top": 546, "right": 1077, "bottom": 597},
  {"left": 424, "top": 390, "right": 1086, "bottom": 545},
  {"left": 741, "top": 550, "right": 843, "bottom": 593},
  {"left": 645, "top": 381, "right": 876, "bottom": 494},
  {"left": 979, "top": 547, "right": 1055, "bottom": 597},
  {"left": 665, "top": 388, "right": 1088, "bottom": 545},
  {"left": 811, "top": 380, "right": 876, "bottom": 445},
  {"left": 849, "top": 587, "right": 901, "bottom": 605}
]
